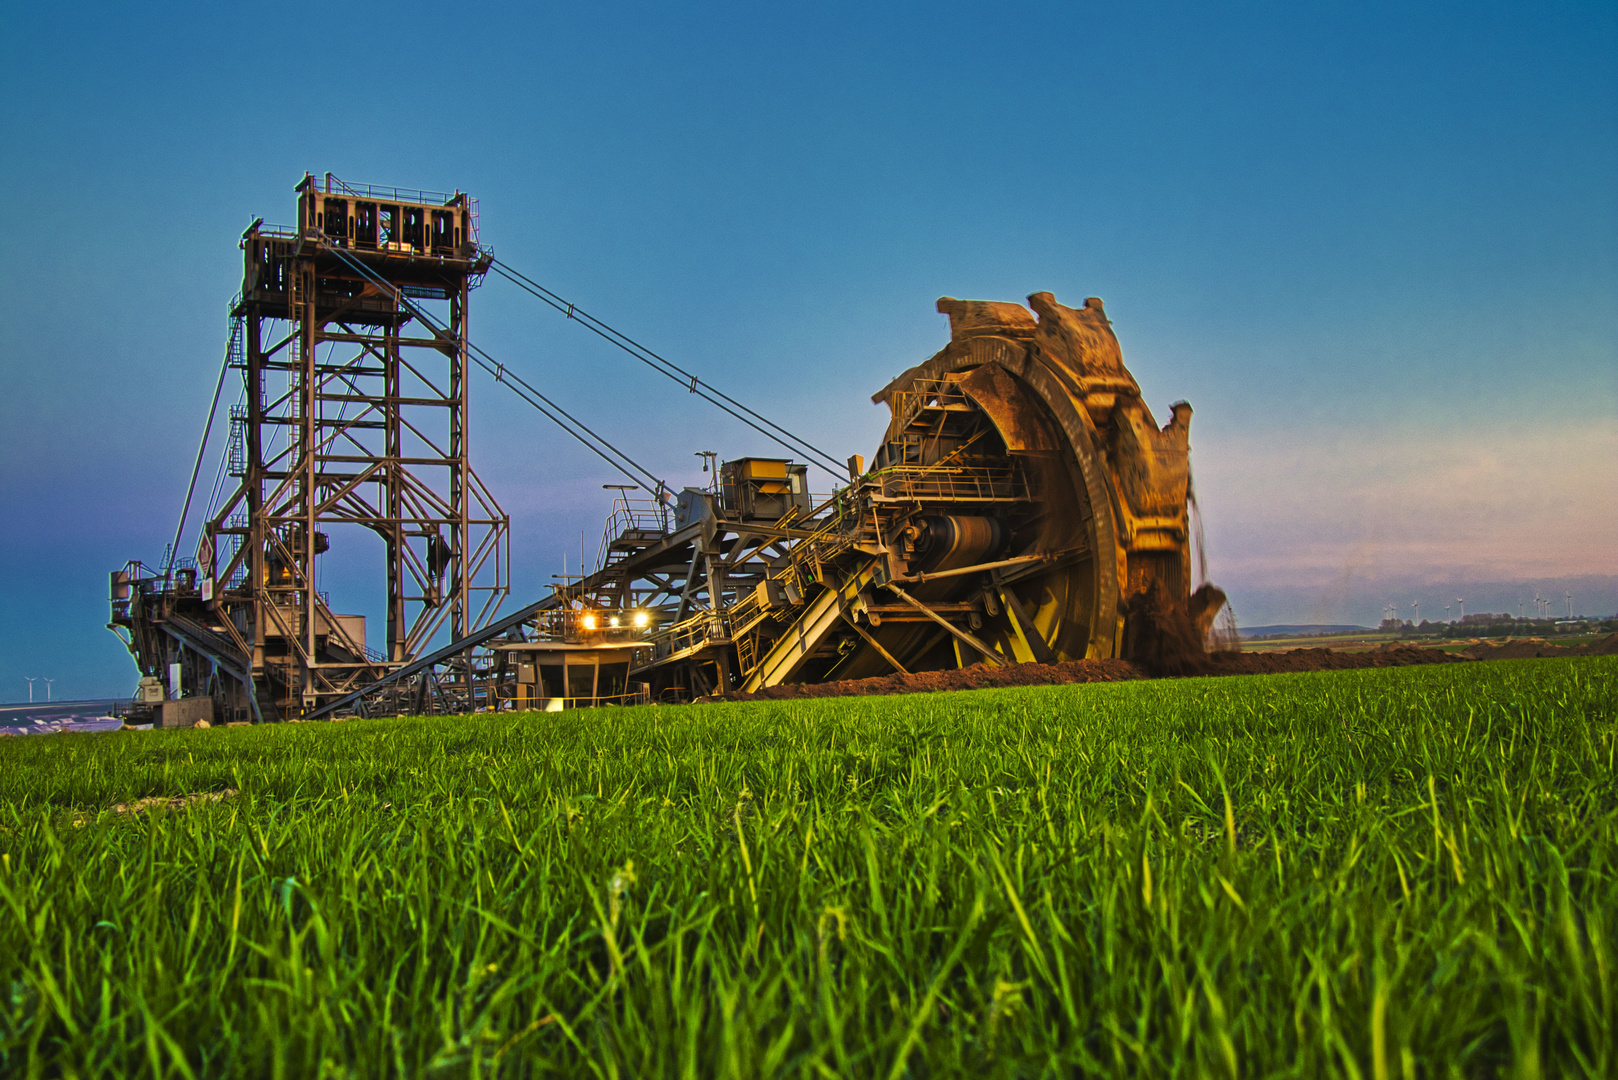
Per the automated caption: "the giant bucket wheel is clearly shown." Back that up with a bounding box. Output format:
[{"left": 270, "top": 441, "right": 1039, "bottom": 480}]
[{"left": 792, "top": 290, "right": 1203, "bottom": 682}]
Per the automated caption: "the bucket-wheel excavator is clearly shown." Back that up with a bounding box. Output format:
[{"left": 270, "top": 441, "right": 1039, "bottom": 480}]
[{"left": 110, "top": 174, "right": 1221, "bottom": 720}]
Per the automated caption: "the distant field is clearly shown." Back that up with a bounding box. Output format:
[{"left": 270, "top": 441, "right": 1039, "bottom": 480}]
[
  {"left": 1239, "top": 629, "right": 1614, "bottom": 653},
  {"left": 2, "top": 658, "right": 1614, "bottom": 1077},
  {"left": 1237, "top": 624, "right": 1371, "bottom": 638},
  {"left": 1238, "top": 630, "right": 1390, "bottom": 652}
]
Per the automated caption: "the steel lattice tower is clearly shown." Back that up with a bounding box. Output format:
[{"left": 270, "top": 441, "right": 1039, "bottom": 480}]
[{"left": 197, "top": 173, "right": 509, "bottom": 718}]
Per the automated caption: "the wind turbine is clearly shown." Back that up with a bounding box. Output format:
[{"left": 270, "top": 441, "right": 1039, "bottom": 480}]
[
  {"left": 24, "top": 677, "right": 36, "bottom": 703},
  {"left": 1567, "top": 590, "right": 1573, "bottom": 619},
  {"left": 43, "top": 678, "right": 53, "bottom": 702},
  {"left": 1411, "top": 600, "right": 1420, "bottom": 625},
  {"left": 1457, "top": 598, "right": 1465, "bottom": 621}
]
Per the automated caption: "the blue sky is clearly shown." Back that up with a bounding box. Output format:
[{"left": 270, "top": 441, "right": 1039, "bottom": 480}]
[{"left": 1, "top": 0, "right": 1614, "bottom": 699}]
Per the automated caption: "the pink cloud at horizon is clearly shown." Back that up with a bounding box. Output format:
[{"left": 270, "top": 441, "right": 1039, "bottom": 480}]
[{"left": 1195, "top": 418, "right": 1617, "bottom": 588}]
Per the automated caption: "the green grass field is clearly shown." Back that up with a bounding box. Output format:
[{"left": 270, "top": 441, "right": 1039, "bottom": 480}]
[{"left": 2, "top": 657, "right": 1614, "bottom": 1078}]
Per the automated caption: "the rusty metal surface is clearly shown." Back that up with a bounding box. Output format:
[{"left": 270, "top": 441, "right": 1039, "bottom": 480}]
[{"left": 110, "top": 175, "right": 509, "bottom": 722}]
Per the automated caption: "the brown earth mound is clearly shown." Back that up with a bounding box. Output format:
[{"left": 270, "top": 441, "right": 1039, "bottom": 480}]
[
  {"left": 711, "top": 643, "right": 1480, "bottom": 704},
  {"left": 1203, "top": 643, "right": 1468, "bottom": 675},
  {"left": 717, "top": 658, "right": 1142, "bottom": 702},
  {"left": 1461, "top": 632, "right": 1618, "bottom": 661},
  {"left": 707, "top": 633, "right": 1615, "bottom": 706}
]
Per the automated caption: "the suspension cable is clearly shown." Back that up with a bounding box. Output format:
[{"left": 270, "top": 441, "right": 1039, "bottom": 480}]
[
  {"left": 315, "top": 238, "right": 671, "bottom": 500},
  {"left": 488, "top": 259, "right": 846, "bottom": 479},
  {"left": 168, "top": 320, "right": 236, "bottom": 571},
  {"left": 201, "top": 390, "right": 237, "bottom": 523}
]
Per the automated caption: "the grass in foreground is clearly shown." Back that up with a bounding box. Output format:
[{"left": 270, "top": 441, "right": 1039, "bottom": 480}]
[{"left": 1, "top": 657, "right": 1615, "bottom": 1078}]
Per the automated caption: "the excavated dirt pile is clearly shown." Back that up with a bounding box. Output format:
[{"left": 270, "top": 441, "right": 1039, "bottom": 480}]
[
  {"left": 713, "top": 641, "right": 1483, "bottom": 704},
  {"left": 1460, "top": 632, "right": 1618, "bottom": 660},
  {"left": 709, "top": 601, "right": 1611, "bottom": 707},
  {"left": 1203, "top": 644, "right": 1468, "bottom": 676},
  {"left": 722, "top": 659, "right": 1143, "bottom": 702}
]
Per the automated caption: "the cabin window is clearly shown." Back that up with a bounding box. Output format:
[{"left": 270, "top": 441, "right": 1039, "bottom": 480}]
[
  {"left": 379, "top": 204, "right": 400, "bottom": 247},
  {"left": 431, "top": 210, "right": 454, "bottom": 251},
  {"left": 402, "top": 206, "right": 425, "bottom": 249},
  {"left": 354, "top": 201, "right": 378, "bottom": 247},
  {"left": 323, "top": 198, "right": 348, "bottom": 239}
]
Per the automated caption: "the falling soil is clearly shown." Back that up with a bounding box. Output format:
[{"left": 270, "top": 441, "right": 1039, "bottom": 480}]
[{"left": 1125, "top": 581, "right": 1229, "bottom": 677}]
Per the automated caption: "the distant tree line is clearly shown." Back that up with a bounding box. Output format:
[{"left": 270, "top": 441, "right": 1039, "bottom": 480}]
[{"left": 1378, "top": 615, "right": 1618, "bottom": 638}]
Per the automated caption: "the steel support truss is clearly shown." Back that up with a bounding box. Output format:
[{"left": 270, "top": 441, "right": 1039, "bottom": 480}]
[{"left": 197, "top": 225, "right": 509, "bottom": 719}]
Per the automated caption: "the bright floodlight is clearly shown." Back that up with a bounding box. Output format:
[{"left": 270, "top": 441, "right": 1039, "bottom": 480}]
[
  {"left": 609, "top": 616, "right": 621, "bottom": 628},
  {"left": 633, "top": 611, "right": 649, "bottom": 627},
  {"left": 580, "top": 613, "right": 597, "bottom": 630}
]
